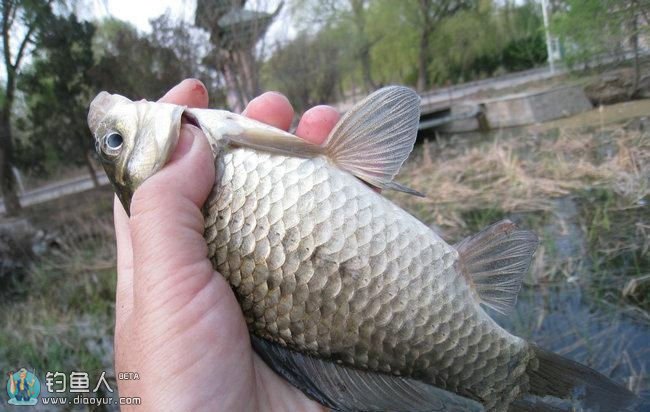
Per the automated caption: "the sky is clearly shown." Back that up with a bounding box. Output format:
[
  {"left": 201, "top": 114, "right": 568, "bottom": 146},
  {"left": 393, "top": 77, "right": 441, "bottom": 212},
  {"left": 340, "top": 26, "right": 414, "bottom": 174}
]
[
  {"left": 1, "top": 0, "right": 293, "bottom": 83},
  {"left": 90, "top": 0, "right": 194, "bottom": 31},
  {"left": 89, "top": 0, "right": 294, "bottom": 43}
]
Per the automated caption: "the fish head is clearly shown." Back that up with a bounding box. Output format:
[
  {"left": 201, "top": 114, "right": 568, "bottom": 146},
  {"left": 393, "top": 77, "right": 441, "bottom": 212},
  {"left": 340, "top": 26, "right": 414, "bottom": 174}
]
[{"left": 88, "top": 92, "right": 184, "bottom": 214}]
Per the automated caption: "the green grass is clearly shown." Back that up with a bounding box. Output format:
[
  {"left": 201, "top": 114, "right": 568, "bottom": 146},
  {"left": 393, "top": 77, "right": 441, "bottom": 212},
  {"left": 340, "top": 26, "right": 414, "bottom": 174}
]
[
  {"left": 460, "top": 208, "right": 507, "bottom": 234},
  {"left": 576, "top": 188, "right": 650, "bottom": 312}
]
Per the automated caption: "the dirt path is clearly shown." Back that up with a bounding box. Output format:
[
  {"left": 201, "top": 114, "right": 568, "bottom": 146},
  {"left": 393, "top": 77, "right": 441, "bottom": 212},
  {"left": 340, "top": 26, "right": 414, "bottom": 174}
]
[{"left": 0, "top": 173, "right": 110, "bottom": 215}]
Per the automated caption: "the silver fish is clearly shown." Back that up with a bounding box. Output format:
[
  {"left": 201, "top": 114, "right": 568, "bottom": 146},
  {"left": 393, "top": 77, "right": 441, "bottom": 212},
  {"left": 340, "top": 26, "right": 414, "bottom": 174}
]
[{"left": 88, "top": 86, "right": 636, "bottom": 411}]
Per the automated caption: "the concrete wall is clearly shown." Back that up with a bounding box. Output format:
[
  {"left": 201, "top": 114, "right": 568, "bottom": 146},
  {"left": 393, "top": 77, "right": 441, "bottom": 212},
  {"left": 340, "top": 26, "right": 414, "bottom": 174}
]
[{"left": 443, "top": 86, "right": 593, "bottom": 132}]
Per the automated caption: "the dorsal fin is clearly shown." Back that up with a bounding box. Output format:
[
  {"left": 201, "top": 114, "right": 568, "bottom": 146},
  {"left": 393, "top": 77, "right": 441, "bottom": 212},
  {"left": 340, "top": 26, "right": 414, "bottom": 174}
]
[
  {"left": 323, "top": 86, "right": 423, "bottom": 196},
  {"left": 454, "top": 219, "right": 538, "bottom": 315},
  {"left": 204, "top": 87, "right": 424, "bottom": 197},
  {"left": 252, "top": 336, "right": 484, "bottom": 412}
]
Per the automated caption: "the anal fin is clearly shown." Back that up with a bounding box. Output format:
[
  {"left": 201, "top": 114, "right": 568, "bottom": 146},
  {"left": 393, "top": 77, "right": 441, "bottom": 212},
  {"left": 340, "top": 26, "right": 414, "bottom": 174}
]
[
  {"left": 454, "top": 219, "right": 538, "bottom": 315},
  {"left": 252, "top": 336, "right": 483, "bottom": 412}
]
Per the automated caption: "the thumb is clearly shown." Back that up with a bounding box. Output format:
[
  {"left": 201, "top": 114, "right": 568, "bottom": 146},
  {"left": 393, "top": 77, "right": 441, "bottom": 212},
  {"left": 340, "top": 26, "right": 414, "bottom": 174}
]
[{"left": 129, "top": 124, "right": 217, "bottom": 316}]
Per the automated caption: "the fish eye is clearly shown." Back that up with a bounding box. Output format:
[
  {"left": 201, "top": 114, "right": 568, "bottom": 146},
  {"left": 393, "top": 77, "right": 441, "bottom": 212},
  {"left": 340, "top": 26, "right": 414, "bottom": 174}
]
[{"left": 105, "top": 132, "right": 123, "bottom": 150}]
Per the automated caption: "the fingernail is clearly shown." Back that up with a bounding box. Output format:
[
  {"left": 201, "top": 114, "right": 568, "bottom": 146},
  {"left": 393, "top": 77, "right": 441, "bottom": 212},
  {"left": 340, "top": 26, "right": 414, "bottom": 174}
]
[{"left": 171, "top": 125, "right": 199, "bottom": 161}]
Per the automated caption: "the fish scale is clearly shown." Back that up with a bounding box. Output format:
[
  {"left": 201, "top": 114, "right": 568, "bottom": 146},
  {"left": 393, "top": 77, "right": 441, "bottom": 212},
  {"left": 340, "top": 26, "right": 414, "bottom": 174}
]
[{"left": 203, "top": 146, "right": 530, "bottom": 410}]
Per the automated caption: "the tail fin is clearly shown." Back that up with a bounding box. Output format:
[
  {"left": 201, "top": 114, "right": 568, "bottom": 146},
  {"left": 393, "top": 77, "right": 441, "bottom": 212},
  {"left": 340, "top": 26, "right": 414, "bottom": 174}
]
[{"left": 527, "top": 345, "right": 638, "bottom": 411}]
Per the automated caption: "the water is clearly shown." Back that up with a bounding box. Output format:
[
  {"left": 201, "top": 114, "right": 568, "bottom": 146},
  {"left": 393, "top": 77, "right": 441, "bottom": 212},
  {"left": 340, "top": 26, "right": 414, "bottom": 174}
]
[
  {"left": 499, "top": 285, "right": 650, "bottom": 409},
  {"left": 496, "top": 195, "right": 650, "bottom": 410}
]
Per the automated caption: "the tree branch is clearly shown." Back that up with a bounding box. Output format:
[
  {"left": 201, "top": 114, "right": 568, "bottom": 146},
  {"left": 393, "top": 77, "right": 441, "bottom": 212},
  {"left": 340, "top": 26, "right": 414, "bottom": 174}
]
[
  {"left": 2, "top": 0, "right": 13, "bottom": 73},
  {"left": 12, "top": 21, "right": 35, "bottom": 69},
  {"left": 637, "top": 2, "right": 650, "bottom": 24},
  {"left": 11, "top": 0, "right": 55, "bottom": 71},
  {"left": 7, "top": 0, "right": 18, "bottom": 29}
]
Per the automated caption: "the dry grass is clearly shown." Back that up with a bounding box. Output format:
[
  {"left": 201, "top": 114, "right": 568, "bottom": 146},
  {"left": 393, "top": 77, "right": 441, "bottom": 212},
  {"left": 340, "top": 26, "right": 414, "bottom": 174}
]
[
  {"left": 392, "top": 125, "right": 649, "bottom": 237},
  {"left": 37, "top": 217, "right": 117, "bottom": 275},
  {"left": 389, "top": 119, "right": 650, "bottom": 324}
]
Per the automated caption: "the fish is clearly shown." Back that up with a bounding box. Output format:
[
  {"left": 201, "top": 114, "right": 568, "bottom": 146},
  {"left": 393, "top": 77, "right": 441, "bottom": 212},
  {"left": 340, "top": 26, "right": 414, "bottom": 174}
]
[{"left": 88, "top": 86, "right": 637, "bottom": 412}]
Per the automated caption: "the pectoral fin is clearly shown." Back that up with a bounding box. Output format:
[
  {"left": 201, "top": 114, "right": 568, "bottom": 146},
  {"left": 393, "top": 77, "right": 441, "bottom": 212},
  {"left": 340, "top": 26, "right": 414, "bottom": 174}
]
[
  {"left": 252, "top": 336, "right": 484, "bottom": 412},
  {"left": 184, "top": 107, "right": 325, "bottom": 158},
  {"left": 226, "top": 122, "right": 325, "bottom": 158}
]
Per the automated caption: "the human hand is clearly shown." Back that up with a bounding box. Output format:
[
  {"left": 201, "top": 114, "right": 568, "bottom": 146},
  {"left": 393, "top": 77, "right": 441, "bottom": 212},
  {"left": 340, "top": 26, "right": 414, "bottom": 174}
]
[{"left": 113, "top": 79, "right": 339, "bottom": 411}]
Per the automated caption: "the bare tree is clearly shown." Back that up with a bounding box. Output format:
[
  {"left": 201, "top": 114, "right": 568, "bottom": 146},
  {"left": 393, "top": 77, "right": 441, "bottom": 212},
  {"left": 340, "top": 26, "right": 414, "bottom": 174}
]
[{"left": 196, "top": 0, "right": 281, "bottom": 111}]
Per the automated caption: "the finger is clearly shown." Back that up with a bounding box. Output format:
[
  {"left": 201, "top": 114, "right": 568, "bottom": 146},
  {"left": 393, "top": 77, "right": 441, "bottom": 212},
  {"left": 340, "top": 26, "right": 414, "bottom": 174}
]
[
  {"left": 113, "top": 195, "right": 135, "bottom": 377},
  {"left": 159, "top": 78, "right": 209, "bottom": 108},
  {"left": 114, "top": 195, "right": 134, "bottom": 323},
  {"left": 295, "top": 105, "right": 339, "bottom": 144},
  {"left": 243, "top": 92, "right": 294, "bottom": 131},
  {"left": 129, "top": 124, "right": 218, "bottom": 315}
]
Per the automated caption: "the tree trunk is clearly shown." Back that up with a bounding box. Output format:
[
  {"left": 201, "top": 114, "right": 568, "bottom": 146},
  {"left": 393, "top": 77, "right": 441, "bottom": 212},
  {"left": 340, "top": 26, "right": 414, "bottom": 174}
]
[
  {"left": 222, "top": 52, "right": 247, "bottom": 112},
  {"left": 85, "top": 151, "right": 99, "bottom": 188},
  {"left": 240, "top": 48, "right": 260, "bottom": 99},
  {"left": 0, "top": 110, "right": 22, "bottom": 215},
  {"left": 359, "top": 44, "right": 376, "bottom": 93},
  {"left": 628, "top": 3, "right": 640, "bottom": 99},
  {"left": 1, "top": 2, "right": 21, "bottom": 216},
  {"left": 417, "top": 28, "right": 430, "bottom": 92},
  {"left": 416, "top": 0, "right": 432, "bottom": 92},
  {"left": 350, "top": 0, "right": 376, "bottom": 93}
]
